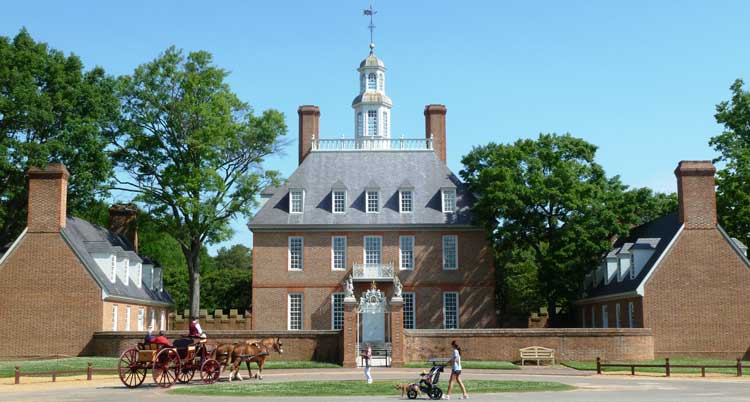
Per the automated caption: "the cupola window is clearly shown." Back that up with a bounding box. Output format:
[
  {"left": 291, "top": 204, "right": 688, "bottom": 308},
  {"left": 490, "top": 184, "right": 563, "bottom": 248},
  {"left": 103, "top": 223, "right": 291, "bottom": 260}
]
[
  {"left": 360, "top": 74, "right": 365, "bottom": 92},
  {"left": 378, "top": 73, "right": 384, "bottom": 91},
  {"left": 357, "top": 113, "right": 363, "bottom": 136},
  {"left": 367, "top": 110, "right": 378, "bottom": 136},
  {"left": 382, "top": 111, "right": 388, "bottom": 136},
  {"left": 367, "top": 73, "right": 377, "bottom": 89}
]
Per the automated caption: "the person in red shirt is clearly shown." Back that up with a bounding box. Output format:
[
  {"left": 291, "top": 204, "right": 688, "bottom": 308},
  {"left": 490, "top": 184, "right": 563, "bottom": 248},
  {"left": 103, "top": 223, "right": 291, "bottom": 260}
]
[{"left": 145, "top": 326, "right": 172, "bottom": 347}]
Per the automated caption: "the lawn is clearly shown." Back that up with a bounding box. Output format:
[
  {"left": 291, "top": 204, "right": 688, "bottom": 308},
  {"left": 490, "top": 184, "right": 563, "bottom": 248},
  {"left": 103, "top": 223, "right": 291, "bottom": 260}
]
[
  {"left": 564, "top": 358, "right": 745, "bottom": 375},
  {"left": 169, "top": 379, "right": 574, "bottom": 397},
  {"left": 0, "top": 358, "right": 339, "bottom": 378},
  {"left": 403, "top": 361, "right": 519, "bottom": 370}
]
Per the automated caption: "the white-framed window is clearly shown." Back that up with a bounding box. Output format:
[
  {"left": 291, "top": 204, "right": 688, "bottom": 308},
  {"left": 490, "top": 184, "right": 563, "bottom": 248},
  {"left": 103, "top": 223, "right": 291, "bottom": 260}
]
[
  {"left": 288, "top": 237, "right": 304, "bottom": 271},
  {"left": 378, "top": 73, "right": 384, "bottom": 91},
  {"left": 112, "top": 304, "right": 118, "bottom": 331},
  {"left": 399, "top": 190, "right": 413, "bottom": 213},
  {"left": 403, "top": 292, "right": 415, "bottom": 329},
  {"left": 367, "top": 110, "right": 377, "bottom": 136},
  {"left": 125, "top": 306, "right": 131, "bottom": 331},
  {"left": 331, "top": 293, "right": 344, "bottom": 330},
  {"left": 357, "top": 112, "right": 363, "bottom": 136},
  {"left": 615, "top": 303, "right": 621, "bottom": 328},
  {"left": 364, "top": 236, "right": 382, "bottom": 265},
  {"left": 399, "top": 236, "right": 415, "bottom": 270},
  {"left": 137, "top": 307, "right": 145, "bottom": 331},
  {"left": 333, "top": 190, "right": 346, "bottom": 213},
  {"left": 150, "top": 309, "right": 156, "bottom": 330},
  {"left": 602, "top": 305, "right": 609, "bottom": 328},
  {"left": 628, "top": 302, "right": 635, "bottom": 328},
  {"left": 160, "top": 310, "right": 166, "bottom": 331},
  {"left": 442, "top": 235, "right": 458, "bottom": 270},
  {"left": 332, "top": 236, "right": 347, "bottom": 270},
  {"left": 290, "top": 189, "right": 304, "bottom": 213},
  {"left": 630, "top": 255, "right": 636, "bottom": 279},
  {"left": 288, "top": 293, "right": 303, "bottom": 330},
  {"left": 124, "top": 259, "right": 130, "bottom": 284},
  {"left": 442, "top": 188, "right": 457, "bottom": 213},
  {"left": 367, "top": 72, "right": 377, "bottom": 89},
  {"left": 110, "top": 255, "right": 117, "bottom": 283},
  {"left": 591, "top": 306, "right": 596, "bottom": 328},
  {"left": 136, "top": 264, "right": 142, "bottom": 288},
  {"left": 382, "top": 111, "right": 388, "bottom": 136},
  {"left": 443, "top": 292, "right": 459, "bottom": 329},
  {"left": 366, "top": 191, "right": 379, "bottom": 213}
]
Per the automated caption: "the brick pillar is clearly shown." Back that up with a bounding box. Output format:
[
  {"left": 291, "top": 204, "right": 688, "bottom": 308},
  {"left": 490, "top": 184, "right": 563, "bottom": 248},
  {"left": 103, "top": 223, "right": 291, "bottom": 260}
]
[
  {"left": 390, "top": 297, "right": 405, "bottom": 367},
  {"left": 342, "top": 298, "right": 358, "bottom": 368},
  {"left": 298, "top": 105, "right": 320, "bottom": 165},
  {"left": 424, "top": 104, "right": 447, "bottom": 163},
  {"left": 674, "top": 160, "right": 717, "bottom": 229},
  {"left": 27, "top": 163, "right": 70, "bottom": 233}
]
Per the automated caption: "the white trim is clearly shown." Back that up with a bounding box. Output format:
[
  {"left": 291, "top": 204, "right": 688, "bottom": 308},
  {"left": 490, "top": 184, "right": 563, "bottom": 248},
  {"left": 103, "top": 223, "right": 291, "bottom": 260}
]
[
  {"left": 403, "top": 292, "right": 416, "bottom": 329},
  {"left": 441, "top": 188, "right": 457, "bottom": 213},
  {"left": 160, "top": 310, "right": 166, "bottom": 331},
  {"left": 601, "top": 305, "right": 609, "bottom": 328},
  {"left": 331, "top": 292, "right": 344, "bottom": 330},
  {"left": 289, "top": 189, "right": 305, "bottom": 214},
  {"left": 112, "top": 304, "right": 118, "bottom": 331},
  {"left": 332, "top": 190, "right": 347, "bottom": 214},
  {"left": 288, "top": 236, "right": 304, "bottom": 271},
  {"left": 399, "top": 235, "right": 415, "bottom": 270},
  {"left": 442, "top": 235, "right": 458, "bottom": 270},
  {"left": 636, "top": 224, "right": 685, "bottom": 295},
  {"left": 125, "top": 306, "right": 131, "bottom": 331},
  {"left": 331, "top": 236, "right": 347, "bottom": 271},
  {"left": 575, "top": 290, "right": 639, "bottom": 304},
  {"left": 288, "top": 293, "right": 303, "bottom": 330},
  {"left": 717, "top": 224, "right": 750, "bottom": 268},
  {"left": 363, "top": 235, "right": 383, "bottom": 265},
  {"left": 137, "top": 307, "right": 145, "bottom": 331},
  {"left": 366, "top": 190, "right": 380, "bottom": 214},
  {"left": 442, "top": 291, "right": 459, "bottom": 329},
  {"left": 0, "top": 228, "right": 27, "bottom": 269},
  {"left": 399, "top": 190, "right": 413, "bottom": 214}
]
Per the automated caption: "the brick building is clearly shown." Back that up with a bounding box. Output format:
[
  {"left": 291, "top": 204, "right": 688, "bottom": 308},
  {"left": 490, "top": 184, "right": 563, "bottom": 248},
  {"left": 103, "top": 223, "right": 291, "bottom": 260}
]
[
  {"left": 0, "top": 164, "right": 172, "bottom": 358},
  {"left": 248, "top": 44, "right": 497, "bottom": 357},
  {"left": 577, "top": 160, "right": 750, "bottom": 359}
]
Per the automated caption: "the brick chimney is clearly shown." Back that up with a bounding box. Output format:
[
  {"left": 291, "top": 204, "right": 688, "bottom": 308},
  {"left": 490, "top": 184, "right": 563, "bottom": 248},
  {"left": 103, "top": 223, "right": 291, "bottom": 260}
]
[
  {"left": 424, "top": 104, "right": 447, "bottom": 163},
  {"left": 109, "top": 204, "right": 139, "bottom": 253},
  {"left": 298, "top": 105, "right": 320, "bottom": 165},
  {"left": 27, "top": 163, "right": 70, "bottom": 233},
  {"left": 674, "top": 160, "right": 717, "bottom": 229}
]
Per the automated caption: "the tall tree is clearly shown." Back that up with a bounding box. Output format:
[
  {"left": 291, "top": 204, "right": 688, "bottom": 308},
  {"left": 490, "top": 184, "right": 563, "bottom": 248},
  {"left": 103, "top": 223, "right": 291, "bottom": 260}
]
[
  {"left": 111, "top": 47, "right": 286, "bottom": 318},
  {"left": 0, "top": 29, "right": 118, "bottom": 247},
  {"left": 710, "top": 79, "right": 750, "bottom": 251}
]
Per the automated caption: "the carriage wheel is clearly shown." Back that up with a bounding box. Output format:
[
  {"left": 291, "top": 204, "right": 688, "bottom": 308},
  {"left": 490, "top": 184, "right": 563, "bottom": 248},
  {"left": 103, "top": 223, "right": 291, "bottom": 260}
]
[
  {"left": 200, "top": 359, "right": 221, "bottom": 384},
  {"left": 177, "top": 365, "right": 196, "bottom": 384},
  {"left": 152, "top": 348, "right": 181, "bottom": 388},
  {"left": 118, "top": 348, "right": 147, "bottom": 388}
]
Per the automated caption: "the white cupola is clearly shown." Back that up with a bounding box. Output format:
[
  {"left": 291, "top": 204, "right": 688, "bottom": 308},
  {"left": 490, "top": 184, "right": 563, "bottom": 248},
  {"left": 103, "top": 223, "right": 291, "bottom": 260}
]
[{"left": 352, "top": 43, "right": 392, "bottom": 140}]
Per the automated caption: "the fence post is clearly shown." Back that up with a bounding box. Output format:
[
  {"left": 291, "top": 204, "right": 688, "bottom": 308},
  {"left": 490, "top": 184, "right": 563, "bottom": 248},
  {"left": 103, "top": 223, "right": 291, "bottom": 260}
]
[
  {"left": 52, "top": 371, "right": 56, "bottom": 382},
  {"left": 596, "top": 357, "right": 601, "bottom": 375},
  {"left": 87, "top": 362, "right": 93, "bottom": 381},
  {"left": 665, "top": 358, "right": 670, "bottom": 377},
  {"left": 737, "top": 358, "right": 742, "bottom": 377},
  {"left": 631, "top": 365, "right": 635, "bottom": 376},
  {"left": 14, "top": 366, "right": 20, "bottom": 385}
]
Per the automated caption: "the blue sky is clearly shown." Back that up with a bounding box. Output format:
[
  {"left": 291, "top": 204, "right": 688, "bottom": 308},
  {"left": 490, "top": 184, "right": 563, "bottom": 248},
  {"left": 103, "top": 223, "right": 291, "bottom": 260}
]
[{"left": 3, "top": 1, "right": 749, "bottom": 254}]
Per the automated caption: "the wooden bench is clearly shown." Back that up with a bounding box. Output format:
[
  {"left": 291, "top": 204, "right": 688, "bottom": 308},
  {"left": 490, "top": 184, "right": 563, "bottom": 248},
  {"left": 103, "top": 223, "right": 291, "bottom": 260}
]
[{"left": 519, "top": 346, "right": 555, "bottom": 366}]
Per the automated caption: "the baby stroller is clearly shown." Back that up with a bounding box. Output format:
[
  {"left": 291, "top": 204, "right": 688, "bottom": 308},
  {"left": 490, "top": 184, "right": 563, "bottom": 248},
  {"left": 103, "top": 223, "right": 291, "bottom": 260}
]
[{"left": 407, "top": 362, "right": 445, "bottom": 400}]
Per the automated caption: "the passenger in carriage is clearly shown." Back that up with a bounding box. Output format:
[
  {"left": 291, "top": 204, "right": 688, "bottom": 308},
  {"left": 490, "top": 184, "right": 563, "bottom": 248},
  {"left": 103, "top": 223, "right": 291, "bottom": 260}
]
[
  {"left": 145, "top": 325, "right": 172, "bottom": 347},
  {"left": 189, "top": 317, "right": 207, "bottom": 339}
]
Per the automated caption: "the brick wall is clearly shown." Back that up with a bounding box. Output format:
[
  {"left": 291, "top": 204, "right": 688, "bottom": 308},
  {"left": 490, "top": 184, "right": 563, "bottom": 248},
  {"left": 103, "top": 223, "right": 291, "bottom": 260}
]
[
  {"left": 404, "top": 328, "right": 654, "bottom": 362},
  {"left": 89, "top": 330, "right": 341, "bottom": 363},
  {"left": 252, "top": 229, "right": 496, "bottom": 330},
  {"left": 170, "top": 309, "right": 251, "bottom": 331},
  {"left": 0, "top": 233, "right": 103, "bottom": 358},
  {"left": 644, "top": 229, "right": 750, "bottom": 359}
]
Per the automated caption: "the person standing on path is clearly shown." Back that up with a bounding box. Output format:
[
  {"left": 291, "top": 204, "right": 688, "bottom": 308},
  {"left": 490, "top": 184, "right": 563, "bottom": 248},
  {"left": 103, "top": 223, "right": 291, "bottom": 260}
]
[
  {"left": 362, "top": 343, "right": 373, "bottom": 384},
  {"left": 444, "top": 340, "right": 468, "bottom": 399}
]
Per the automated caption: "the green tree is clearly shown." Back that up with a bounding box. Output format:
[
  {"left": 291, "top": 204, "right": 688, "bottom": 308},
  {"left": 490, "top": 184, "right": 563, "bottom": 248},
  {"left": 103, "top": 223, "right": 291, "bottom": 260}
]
[
  {"left": 710, "top": 79, "right": 750, "bottom": 251},
  {"left": 111, "top": 47, "right": 286, "bottom": 318},
  {"left": 0, "top": 28, "right": 119, "bottom": 247},
  {"left": 203, "top": 245, "right": 253, "bottom": 312}
]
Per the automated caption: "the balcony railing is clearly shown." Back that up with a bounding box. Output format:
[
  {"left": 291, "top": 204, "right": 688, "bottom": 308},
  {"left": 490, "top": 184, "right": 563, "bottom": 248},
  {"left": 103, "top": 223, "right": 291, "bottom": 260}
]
[
  {"left": 352, "top": 262, "right": 395, "bottom": 281},
  {"left": 311, "top": 136, "right": 433, "bottom": 152}
]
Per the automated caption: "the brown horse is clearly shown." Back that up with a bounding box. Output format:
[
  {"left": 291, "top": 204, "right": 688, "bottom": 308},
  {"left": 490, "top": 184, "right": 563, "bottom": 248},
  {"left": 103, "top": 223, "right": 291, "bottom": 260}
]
[
  {"left": 241, "top": 337, "right": 283, "bottom": 380},
  {"left": 227, "top": 342, "right": 266, "bottom": 382}
]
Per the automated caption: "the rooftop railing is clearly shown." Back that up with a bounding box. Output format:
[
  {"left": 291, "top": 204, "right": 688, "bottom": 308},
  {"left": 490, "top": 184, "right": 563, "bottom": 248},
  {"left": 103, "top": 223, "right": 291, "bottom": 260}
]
[
  {"left": 311, "top": 135, "right": 433, "bottom": 152},
  {"left": 352, "top": 262, "right": 395, "bottom": 281}
]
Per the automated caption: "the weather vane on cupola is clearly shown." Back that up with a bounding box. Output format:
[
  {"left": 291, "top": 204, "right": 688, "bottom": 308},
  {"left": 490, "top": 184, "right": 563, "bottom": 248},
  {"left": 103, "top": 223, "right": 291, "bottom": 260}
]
[{"left": 363, "top": 2, "right": 377, "bottom": 53}]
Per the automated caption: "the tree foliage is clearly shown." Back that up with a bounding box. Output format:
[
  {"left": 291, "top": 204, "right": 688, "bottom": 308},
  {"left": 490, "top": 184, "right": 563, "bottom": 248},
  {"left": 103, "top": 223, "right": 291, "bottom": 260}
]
[
  {"left": 710, "top": 79, "right": 750, "bottom": 250},
  {"left": 111, "top": 47, "right": 285, "bottom": 318},
  {"left": 0, "top": 28, "right": 118, "bottom": 247}
]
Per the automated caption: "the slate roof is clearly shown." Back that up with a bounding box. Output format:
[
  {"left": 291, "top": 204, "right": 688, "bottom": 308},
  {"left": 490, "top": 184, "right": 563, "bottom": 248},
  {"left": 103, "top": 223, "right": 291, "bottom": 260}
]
[
  {"left": 61, "top": 217, "right": 173, "bottom": 306},
  {"left": 582, "top": 212, "right": 682, "bottom": 299},
  {"left": 248, "top": 150, "right": 477, "bottom": 229}
]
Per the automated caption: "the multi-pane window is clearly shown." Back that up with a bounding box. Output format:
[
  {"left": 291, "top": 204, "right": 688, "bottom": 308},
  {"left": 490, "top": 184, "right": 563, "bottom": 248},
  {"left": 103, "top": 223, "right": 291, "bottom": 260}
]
[
  {"left": 364, "top": 236, "right": 382, "bottom": 265},
  {"left": 378, "top": 73, "right": 384, "bottom": 91},
  {"left": 442, "top": 189, "right": 457, "bottom": 213},
  {"left": 628, "top": 302, "right": 635, "bottom": 328},
  {"left": 288, "top": 237, "right": 304, "bottom": 270},
  {"left": 400, "top": 190, "right": 413, "bottom": 213},
  {"left": 357, "top": 113, "right": 363, "bottom": 136},
  {"left": 160, "top": 310, "right": 166, "bottom": 331},
  {"left": 615, "top": 304, "right": 621, "bottom": 328},
  {"left": 150, "top": 309, "right": 156, "bottom": 330},
  {"left": 443, "top": 292, "right": 459, "bottom": 329},
  {"left": 110, "top": 255, "right": 117, "bottom": 283},
  {"left": 366, "top": 191, "right": 379, "bottom": 213},
  {"left": 137, "top": 307, "right": 145, "bottom": 331},
  {"left": 367, "top": 73, "right": 377, "bottom": 89},
  {"left": 360, "top": 74, "right": 365, "bottom": 92},
  {"left": 403, "top": 292, "right": 416, "bottom": 329},
  {"left": 442, "top": 235, "right": 458, "bottom": 270},
  {"left": 112, "top": 304, "right": 118, "bottom": 331},
  {"left": 367, "top": 110, "right": 377, "bottom": 136},
  {"left": 591, "top": 306, "right": 596, "bottom": 328},
  {"left": 602, "top": 305, "right": 609, "bottom": 328},
  {"left": 332, "top": 236, "right": 347, "bottom": 270},
  {"left": 333, "top": 191, "right": 346, "bottom": 213},
  {"left": 125, "top": 306, "right": 131, "bottom": 331},
  {"left": 288, "top": 293, "right": 303, "bottom": 330},
  {"left": 331, "top": 293, "right": 344, "bottom": 330},
  {"left": 136, "top": 264, "right": 142, "bottom": 288},
  {"left": 290, "top": 189, "right": 304, "bottom": 213},
  {"left": 382, "top": 111, "right": 388, "bottom": 136},
  {"left": 400, "top": 236, "right": 415, "bottom": 270}
]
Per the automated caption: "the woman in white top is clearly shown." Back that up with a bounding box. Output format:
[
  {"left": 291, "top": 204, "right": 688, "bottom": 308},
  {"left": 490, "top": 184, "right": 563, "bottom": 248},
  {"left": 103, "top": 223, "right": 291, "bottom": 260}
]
[{"left": 444, "top": 340, "right": 468, "bottom": 399}]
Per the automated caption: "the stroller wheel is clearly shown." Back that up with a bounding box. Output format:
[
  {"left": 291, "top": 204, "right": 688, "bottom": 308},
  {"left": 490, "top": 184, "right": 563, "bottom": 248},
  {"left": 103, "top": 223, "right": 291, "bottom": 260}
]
[
  {"left": 407, "top": 389, "right": 418, "bottom": 399},
  {"left": 428, "top": 387, "right": 443, "bottom": 400}
]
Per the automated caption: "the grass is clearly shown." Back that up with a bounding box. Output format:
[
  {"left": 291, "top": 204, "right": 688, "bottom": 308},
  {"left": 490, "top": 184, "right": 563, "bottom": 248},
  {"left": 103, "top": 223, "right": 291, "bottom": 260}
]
[
  {"left": 403, "top": 361, "right": 520, "bottom": 370},
  {"left": 564, "top": 358, "right": 745, "bottom": 375},
  {"left": 169, "top": 379, "right": 574, "bottom": 397},
  {"left": 0, "top": 358, "right": 339, "bottom": 378}
]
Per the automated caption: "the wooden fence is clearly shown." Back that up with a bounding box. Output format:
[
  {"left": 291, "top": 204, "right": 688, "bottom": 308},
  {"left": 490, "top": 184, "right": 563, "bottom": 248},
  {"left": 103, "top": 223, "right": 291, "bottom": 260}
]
[
  {"left": 596, "top": 357, "right": 744, "bottom": 377},
  {"left": 14, "top": 362, "right": 118, "bottom": 384}
]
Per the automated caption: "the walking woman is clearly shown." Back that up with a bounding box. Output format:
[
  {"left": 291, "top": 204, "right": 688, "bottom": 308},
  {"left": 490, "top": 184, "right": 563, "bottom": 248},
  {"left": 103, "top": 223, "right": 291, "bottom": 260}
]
[
  {"left": 444, "top": 340, "right": 468, "bottom": 399},
  {"left": 362, "top": 343, "right": 373, "bottom": 384}
]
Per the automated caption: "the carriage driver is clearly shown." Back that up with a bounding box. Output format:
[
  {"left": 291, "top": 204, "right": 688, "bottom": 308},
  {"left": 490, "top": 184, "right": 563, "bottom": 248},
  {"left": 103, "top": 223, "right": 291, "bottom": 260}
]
[{"left": 189, "top": 317, "right": 207, "bottom": 339}]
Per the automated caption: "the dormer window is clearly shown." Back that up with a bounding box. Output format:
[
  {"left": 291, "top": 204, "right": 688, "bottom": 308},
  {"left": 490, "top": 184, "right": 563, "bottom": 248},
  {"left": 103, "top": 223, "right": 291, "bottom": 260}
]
[
  {"left": 333, "top": 190, "right": 346, "bottom": 214},
  {"left": 110, "top": 255, "right": 117, "bottom": 283},
  {"left": 290, "top": 189, "right": 304, "bottom": 214},
  {"left": 366, "top": 190, "right": 379, "bottom": 213},
  {"left": 367, "top": 73, "right": 377, "bottom": 89},
  {"left": 441, "top": 188, "right": 457, "bottom": 213},
  {"left": 399, "top": 190, "right": 413, "bottom": 213}
]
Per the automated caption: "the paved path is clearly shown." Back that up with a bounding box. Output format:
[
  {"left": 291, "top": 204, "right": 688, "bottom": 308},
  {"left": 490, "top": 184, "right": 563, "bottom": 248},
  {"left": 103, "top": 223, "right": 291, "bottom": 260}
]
[{"left": 1, "top": 367, "right": 749, "bottom": 402}]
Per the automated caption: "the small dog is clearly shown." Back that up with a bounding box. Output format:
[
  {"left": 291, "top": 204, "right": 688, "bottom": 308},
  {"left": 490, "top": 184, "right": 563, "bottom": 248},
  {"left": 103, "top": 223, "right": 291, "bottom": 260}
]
[{"left": 395, "top": 383, "right": 420, "bottom": 399}]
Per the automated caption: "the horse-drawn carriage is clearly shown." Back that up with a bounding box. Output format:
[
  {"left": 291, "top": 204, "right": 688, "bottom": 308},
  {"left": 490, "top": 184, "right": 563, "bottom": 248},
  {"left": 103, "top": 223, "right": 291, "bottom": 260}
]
[{"left": 117, "top": 338, "right": 221, "bottom": 388}]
